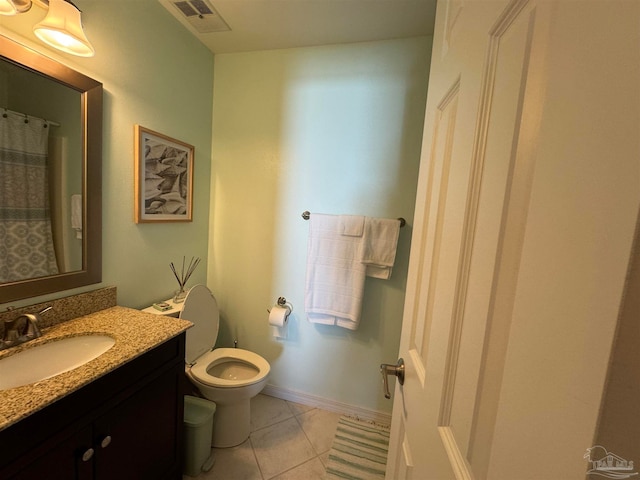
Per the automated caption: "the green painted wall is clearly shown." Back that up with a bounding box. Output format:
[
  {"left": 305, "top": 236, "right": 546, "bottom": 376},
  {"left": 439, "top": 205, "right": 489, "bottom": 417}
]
[
  {"left": 209, "top": 38, "right": 431, "bottom": 413},
  {"left": 0, "top": 0, "right": 214, "bottom": 309}
]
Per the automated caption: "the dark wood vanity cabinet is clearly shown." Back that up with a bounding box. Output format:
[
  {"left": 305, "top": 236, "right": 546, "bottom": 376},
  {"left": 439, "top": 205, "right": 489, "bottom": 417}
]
[{"left": 0, "top": 334, "right": 186, "bottom": 480}]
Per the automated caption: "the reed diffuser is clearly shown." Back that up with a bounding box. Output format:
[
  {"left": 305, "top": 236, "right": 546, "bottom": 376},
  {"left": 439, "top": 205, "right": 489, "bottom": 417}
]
[{"left": 170, "top": 256, "right": 201, "bottom": 303}]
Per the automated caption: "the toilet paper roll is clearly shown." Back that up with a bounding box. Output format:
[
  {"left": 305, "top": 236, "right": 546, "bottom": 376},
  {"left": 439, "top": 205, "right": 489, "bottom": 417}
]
[{"left": 268, "top": 305, "right": 289, "bottom": 327}]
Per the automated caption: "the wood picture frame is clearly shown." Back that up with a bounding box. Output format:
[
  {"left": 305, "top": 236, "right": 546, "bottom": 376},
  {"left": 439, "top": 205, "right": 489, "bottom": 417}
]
[{"left": 134, "top": 125, "right": 194, "bottom": 223}]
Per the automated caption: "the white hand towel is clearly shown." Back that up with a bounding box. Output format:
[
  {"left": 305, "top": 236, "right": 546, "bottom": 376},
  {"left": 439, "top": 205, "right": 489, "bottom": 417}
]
[
  {"left": 361, "top": 217, "right": 400, "bottom": 279},
  {"left": 339, "top": 215, "right": 364, "bottom": 237},
  {"left": 305, "top": 213, "right": 367, "bottom": 330},
  {"left": 71, "top": 194, "right": 82, "bottom": 239}
]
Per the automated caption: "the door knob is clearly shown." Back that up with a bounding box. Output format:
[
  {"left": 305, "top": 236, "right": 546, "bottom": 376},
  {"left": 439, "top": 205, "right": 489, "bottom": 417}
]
[{"left": 380, "top": 358, "right": 405, "bottom": 399}]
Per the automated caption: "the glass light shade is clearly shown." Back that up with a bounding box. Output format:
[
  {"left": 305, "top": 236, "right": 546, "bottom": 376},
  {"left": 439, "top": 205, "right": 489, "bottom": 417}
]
[
  {"left": 33, "top": 0, "right": 94, "bottom": 57},
  {"left": 0, "top": 0, "right": 31, "bottom": 15}
]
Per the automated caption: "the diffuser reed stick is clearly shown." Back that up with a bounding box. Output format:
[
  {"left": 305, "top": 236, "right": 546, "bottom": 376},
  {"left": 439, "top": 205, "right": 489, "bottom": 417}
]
[{"left": 170, "top": 256, "right": 200, "bottom": 302}]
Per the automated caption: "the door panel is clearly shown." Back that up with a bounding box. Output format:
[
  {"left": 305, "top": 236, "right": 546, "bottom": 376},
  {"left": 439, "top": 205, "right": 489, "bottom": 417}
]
[
  {"left": 411, "top": 78, "right": 460, "bottom": 370},
  {"left": 11, "top": 427, "right": 93, "bottom": 480},
  {"left": 386, "top": 0, "right": 639, "bottom": 479},
  {"left": 443, "top": 0, "right": 544, "bottom": 467},
  {"left": 94, "top": 368, "right": 181, "bottom": 480}
]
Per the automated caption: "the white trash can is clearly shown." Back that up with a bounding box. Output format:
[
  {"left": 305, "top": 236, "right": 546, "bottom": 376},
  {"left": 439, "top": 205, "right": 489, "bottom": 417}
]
[{"left": 183, "top": 396, "right": 216, "bottom": 476}]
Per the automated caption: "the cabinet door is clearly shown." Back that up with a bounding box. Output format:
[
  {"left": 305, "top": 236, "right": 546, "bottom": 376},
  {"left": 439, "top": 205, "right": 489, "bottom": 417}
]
[
  {"left": 93, "top": 365, "right": 182, "bottom": 480},
  {"left": 11, "top": 427, "right": 93, "bottom": 480}
]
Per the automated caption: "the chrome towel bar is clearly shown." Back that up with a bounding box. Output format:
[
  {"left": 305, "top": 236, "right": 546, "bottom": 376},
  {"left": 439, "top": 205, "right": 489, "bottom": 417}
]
[{"left": 301, "top": 211, "right": 405, "bottom": 227}]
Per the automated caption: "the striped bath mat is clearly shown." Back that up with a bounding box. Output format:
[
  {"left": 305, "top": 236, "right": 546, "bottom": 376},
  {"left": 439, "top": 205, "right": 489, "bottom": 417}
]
[{"left": 325, "top": 416, "right": 390, "bottom": 480}]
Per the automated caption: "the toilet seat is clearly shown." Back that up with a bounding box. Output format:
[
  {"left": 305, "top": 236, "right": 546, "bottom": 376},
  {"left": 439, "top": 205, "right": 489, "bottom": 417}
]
[
  {"left": 181, "top": 284, "right": 220, "bottom": 364},
  {"left": 180, "top": 285, "right": 270, "bottom": 389},
  {"left": 189, "top": 348, "right": 270, "bottom": 388}
]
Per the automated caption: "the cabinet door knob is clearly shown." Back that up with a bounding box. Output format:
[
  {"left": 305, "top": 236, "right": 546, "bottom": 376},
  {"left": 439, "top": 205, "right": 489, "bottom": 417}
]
[
  {"left": 82, "top": 448, "right": 95, "bottom": 462},
  {"left": 100, "top": 435, "right": 112, "bottom": 448}
]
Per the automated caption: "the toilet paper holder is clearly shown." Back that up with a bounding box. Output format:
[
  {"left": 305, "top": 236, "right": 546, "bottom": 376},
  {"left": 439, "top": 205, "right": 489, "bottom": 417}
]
[{"left": 267, "top": 297, "right": 292, "bottom": 315}]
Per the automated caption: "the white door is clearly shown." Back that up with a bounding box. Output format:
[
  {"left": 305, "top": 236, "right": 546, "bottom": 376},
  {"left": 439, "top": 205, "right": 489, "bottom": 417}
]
[{"left": 386, "top": 0, "right": 640, "bottom": 478}]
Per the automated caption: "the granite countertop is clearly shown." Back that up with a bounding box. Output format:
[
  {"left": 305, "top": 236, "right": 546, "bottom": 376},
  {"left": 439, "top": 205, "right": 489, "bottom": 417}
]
[{"left": 0, "top": 306, "right": 192, "bottom": 431}]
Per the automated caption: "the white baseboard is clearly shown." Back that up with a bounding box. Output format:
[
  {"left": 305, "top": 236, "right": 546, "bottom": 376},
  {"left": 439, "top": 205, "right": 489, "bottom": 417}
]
[{"left": 262, "top": 384, "right": 392, "bottom": 426}]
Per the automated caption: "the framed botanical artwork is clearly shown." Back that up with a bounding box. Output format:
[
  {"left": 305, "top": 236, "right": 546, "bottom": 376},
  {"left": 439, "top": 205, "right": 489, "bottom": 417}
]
[{"left": 134, "top": 125, "right": 194, "bottom": 223}]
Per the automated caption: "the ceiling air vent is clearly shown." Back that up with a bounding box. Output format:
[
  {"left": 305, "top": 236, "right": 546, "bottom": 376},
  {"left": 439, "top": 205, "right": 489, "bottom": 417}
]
[{"left": 171, "top": 0, "right": 231, "bottom": 33}]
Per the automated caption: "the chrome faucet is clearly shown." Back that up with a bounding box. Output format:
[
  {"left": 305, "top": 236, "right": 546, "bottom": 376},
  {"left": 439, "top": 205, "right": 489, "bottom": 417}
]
[{"left": 0, "top": 306, "right": 51, "bottom": 350}]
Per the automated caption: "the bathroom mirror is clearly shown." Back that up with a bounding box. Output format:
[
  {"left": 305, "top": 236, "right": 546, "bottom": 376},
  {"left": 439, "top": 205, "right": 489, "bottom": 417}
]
[{"left": 0, "top": 35, "right": 102, "bottom": 303}]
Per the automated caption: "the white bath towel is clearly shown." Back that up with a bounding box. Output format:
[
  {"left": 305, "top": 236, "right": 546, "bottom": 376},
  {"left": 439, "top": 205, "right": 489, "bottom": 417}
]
[
  {"left": 361, "top": 217, "right": 400, "bottom": 280},
  {"left": 305, "top": 214, "right": 367, "bottom": 330}
]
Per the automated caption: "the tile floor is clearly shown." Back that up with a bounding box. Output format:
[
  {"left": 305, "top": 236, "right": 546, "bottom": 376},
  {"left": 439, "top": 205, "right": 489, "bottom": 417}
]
[{"left": 184, "top": 393, "right": 342, "bottom": 480}]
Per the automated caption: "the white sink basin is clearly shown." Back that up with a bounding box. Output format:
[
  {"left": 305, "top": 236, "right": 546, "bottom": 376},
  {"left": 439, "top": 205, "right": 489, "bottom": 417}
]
[{"left": 0, "top": 335, "right": 115, "bottom": 390}]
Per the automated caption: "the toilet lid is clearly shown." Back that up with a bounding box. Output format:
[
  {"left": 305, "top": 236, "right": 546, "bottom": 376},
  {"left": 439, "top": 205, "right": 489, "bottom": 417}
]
[{"left": 180, "top": 284, "right": 220, "bottom": 364}]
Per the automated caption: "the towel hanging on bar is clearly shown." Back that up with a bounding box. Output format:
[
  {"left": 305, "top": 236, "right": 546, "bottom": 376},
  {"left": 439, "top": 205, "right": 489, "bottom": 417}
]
[
  {"left": 304, "top": 213, "right": 366, "bottom": 330},
  {"left": 303, "top": 212, "right": 402, "bottom": 330},
  {"left": 301, "top": 210, "right": 406, "bottom": 227}
]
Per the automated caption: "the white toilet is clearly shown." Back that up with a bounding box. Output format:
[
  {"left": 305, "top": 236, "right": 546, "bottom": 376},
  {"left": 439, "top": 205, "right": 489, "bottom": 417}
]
[{"left": 160, "top": 284, "right": 270, "bottom": 448}]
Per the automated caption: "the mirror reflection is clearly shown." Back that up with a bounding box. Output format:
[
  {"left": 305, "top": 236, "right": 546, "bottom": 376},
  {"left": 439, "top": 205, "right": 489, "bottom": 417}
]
[
  {"left": 0, "top": 35, "right": 102, "bottom": 303},
  {"left": 0, "top": 57, "right": 83, "bottom": 283}
]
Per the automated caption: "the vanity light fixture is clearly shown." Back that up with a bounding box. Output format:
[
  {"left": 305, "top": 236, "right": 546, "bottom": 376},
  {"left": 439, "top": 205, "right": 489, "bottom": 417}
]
[
  {"left": 0, "top": 0, "right": 31, "bottom": 15},
  {"left": 0, "top": 0, "right": 94, "bottom": 57},
  {"left": 33, "top": 0, "right": 94, "bottom": 57}
]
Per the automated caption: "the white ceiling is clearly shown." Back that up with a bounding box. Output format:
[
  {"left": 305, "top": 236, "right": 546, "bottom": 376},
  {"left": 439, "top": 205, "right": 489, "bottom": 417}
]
[{"left": 158, "top": 0, "right": 437, "bottom": 54}]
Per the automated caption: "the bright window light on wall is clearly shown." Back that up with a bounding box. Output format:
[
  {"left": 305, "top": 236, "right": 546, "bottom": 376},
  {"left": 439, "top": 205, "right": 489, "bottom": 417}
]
[{"left": 0, "top": 0, "right": 95, "bottom": 57}]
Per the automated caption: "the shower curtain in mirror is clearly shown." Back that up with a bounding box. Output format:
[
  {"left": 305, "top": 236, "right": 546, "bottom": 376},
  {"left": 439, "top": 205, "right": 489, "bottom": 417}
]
[{"left": 0, "top": 111, "right": 58, "bottom": 283}]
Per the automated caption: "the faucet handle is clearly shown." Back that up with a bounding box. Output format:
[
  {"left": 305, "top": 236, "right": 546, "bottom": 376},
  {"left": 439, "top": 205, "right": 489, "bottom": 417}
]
[
  {"left": 23, "top": 313, "right": 42, "bottom": 339},
  {"left": 24, "top": 306, "right": 50, "bottom": 339}
]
